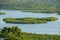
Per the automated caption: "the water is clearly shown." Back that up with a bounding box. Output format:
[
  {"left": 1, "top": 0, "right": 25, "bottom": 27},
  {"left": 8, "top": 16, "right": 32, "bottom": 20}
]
[
  {"left": 0, "top": 38, "right": 3, "bottom": 40},
  {"left": 0, "top": 10, "right": 60, "bottom": 34}
]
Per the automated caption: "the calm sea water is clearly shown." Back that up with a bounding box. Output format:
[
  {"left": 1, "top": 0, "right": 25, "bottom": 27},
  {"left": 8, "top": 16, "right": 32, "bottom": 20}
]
[{"left": 0, "top": 10, "right": 60, "bottom": 34}]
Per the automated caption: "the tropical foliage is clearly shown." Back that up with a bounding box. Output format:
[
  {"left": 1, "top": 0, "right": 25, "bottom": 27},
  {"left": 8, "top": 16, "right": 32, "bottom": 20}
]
[{"left": 0, "top": 26, "right": 60, "bottom": 40}]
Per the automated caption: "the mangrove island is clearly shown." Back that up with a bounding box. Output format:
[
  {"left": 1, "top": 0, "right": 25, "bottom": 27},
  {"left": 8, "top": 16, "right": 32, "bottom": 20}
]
[
  {"left": 0, "top": 12, "right": 6, "bottom": 15},
  {"left": 3, "top": 17, "right": 58, "bottom": 24}
]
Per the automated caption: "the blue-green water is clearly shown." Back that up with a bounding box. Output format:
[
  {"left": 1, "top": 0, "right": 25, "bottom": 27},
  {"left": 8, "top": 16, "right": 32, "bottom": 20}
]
[
  {"left": 0, "top": 10, "right": 60, "bottom": 34},
  {"left": 0, "top": 38, "right": 3, "bottom": 40}
]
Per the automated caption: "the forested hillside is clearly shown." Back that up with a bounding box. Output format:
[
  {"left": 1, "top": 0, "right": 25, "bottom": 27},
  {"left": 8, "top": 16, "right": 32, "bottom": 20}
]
[{"left": 0, "top": 0, "right": 60, "bottom": 13}]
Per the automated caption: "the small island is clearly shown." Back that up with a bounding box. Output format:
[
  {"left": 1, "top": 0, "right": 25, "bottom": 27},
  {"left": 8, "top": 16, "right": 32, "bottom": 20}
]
[
  {"left": 0, "top": 12, "right": 6, "bottom": 15},
  {"left": 3, "top": 17, "right": 58, "bottom": 24}
]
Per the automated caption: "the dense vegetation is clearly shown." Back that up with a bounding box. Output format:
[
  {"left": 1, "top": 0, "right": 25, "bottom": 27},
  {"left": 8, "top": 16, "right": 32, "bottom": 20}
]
[
  {"left": 0, "top": 26, "right": 60, "bottom": 40},
  {"left": 3, "top": 17, "right": 58, "bottom": 24},
  {"left": 0, "top": 12, "right": 6, "bottom": 15},
  {"left": 0, "top": 0, "right": 60, "bottom": 13}
]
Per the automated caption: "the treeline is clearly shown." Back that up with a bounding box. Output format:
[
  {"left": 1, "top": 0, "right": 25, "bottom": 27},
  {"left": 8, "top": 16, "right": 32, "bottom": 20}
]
[
  {"left": 3, "top": 17, "right": 58, "bottom": 24},
  {"left": 0, "top": 0, "right": 60, "bottom": 13},
  {"left": 0, "top": 26, "right": 60, "bottom": 40}
]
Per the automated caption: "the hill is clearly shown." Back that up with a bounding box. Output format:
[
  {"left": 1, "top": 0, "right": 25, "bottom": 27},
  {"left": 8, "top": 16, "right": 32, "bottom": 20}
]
[{"left": 0, "top": 0, "right": 60, "bottom": 13}]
